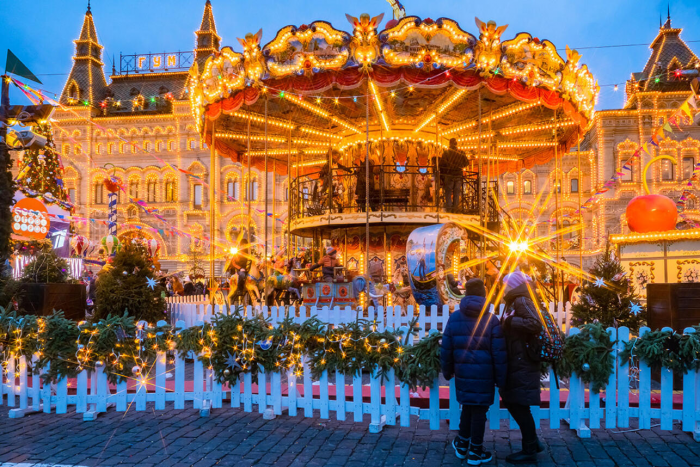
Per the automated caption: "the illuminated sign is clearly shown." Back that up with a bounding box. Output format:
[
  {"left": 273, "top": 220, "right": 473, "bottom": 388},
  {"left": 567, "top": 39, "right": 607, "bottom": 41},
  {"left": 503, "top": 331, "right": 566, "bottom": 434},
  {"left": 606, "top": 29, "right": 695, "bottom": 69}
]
[
  {"left": 119, "top": 51, "right": 194, "bottom": 75},
  {"left": 12, "top": 197, "right": 50, "bottom": 240}
]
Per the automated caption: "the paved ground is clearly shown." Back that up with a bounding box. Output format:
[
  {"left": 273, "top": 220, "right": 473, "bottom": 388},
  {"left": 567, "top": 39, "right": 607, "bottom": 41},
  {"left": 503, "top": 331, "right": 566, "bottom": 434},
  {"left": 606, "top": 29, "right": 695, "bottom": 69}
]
[{"left": 1, "top": 405, "right": 699, "bottom": 467}]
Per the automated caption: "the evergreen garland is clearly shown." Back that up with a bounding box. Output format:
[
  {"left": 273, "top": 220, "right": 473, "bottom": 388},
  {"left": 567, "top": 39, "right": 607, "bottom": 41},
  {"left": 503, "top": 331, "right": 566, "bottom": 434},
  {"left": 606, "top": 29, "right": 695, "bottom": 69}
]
[
  {"left": 20, "top": 244, "right": 70, "bottom": 284},
  {"left": 36, "top": 311, "right": 80, "bottom": 383},
  {"left": 558, "top": 323, "right": 615, "bottom": 394},
  {"left": 620, "top": 329, "right": 700, "bottom": 373}
]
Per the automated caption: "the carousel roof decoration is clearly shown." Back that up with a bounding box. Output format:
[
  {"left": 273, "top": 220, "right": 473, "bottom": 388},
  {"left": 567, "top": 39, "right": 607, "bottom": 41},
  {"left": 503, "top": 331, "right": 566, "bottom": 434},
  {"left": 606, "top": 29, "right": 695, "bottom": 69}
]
[{"left": 190, "top": 12, "right": 599, "bottom": 174}]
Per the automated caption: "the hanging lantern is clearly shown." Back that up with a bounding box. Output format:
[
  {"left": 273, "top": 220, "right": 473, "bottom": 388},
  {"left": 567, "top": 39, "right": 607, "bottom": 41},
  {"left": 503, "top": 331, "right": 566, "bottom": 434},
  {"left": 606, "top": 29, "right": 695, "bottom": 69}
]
[
  {"left": 70, "top": 235, "right": 88, "bottom": 257},
  {"left": 101, "top": 234, "right": 121, "bottom": 256},
  {"left": 147, "top": 239, "right": 160, "bottom": 257}
]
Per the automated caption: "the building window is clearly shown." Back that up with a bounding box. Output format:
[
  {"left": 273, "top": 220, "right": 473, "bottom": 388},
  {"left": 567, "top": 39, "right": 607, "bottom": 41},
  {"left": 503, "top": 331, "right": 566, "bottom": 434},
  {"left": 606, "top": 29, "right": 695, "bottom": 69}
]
[
  {"left": 553, "top": 181, "right": 561, "bottom": 193},
  {"left": 95, "top": 144, "right": 101, "bottom": 155},
  {"left": 683, "top": 157, "right": 695, "bottom": 179},
  {"left": 108, "top": 143, "right": 115, "bottom": 154},
  {"left": 69, "top": 188, "right": 76, "bottom": 202},
  {"left": 75, "top": 145, "right": 82, "bottom": 155},
  {"left": 193, "top": 184, "right": 203, "bottom": 208},
  {"left": 165, "top": 180, "right": 176, "bottom": 202},
  {"left": 143, "top": 141, "right": 151, "bottom": 152},
  {"left": 168, "top": 141, "right": 175, "bottom": 152},
  {"left": 506, "top": 180, "right": 514, "bottom": 195},
  {"left": 284, "top": 186, "right": 289, "bottom": 201},
  {"left": 227, "top": 180, "right": 238, "bottom": 200},
  {"left": 129, "top": 180, "right": 139, "bottom": 198},
  {"left": 246, "top": 178, "right": 258, "bottom": 201},
  {"left": 146, "top": 180, "right": 157, "bottom": 202},
  {"left": 523, "top": 180, "right": 532, "bottom": 195},
  {"left": 189, "top": 140, "right": 196, "bottom": 150},
  {"left": 156, "top": 141, "right": 163, "bottom": 152},
  {"left": 94, "top": 183, "right": 104, "bottom": 204},
  {"left": 571, "top": 178, "right": 579, "bottom": 193},
  {"left": 661, "top": 159, "right": 675, "bottom": 180}
]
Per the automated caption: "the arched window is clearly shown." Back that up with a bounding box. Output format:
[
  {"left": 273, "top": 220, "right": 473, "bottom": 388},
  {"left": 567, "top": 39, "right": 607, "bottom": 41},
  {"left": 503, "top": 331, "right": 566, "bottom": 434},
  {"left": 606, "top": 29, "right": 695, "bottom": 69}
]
[
  {"left": 189, "top": 140, "right": 197, "bottom": 150},
  {"left": 74, "top": 145, "right": 82, "bottom": 155},
  {"left": 69, "top": 188, "right": 76, "bottom": 202},
  {"left": 143, "top": 141, "right": 151, "bottom": 152},
  {"left": 168, "top": 140, "right": 175, "bottom": 152},
  {"left": 570, "top": 178, "right": 579, "bottom": 193},
  {"left": 230, "top": 224, "right": 257, "bottom": 244},
  {"left": 164, "top": 179, "right": 176, "bottom": 202},
  {"left": 523, "top": 180, "right": 532, "bottom": 195},
  {"left": 506, "top": 180, "right": 515, "bottom": 195},
  {"left": 94, "top": 182, "right": 104, "bottom": 204},
  {"left": 193, "top": 184, "right": 203, "bottom": 208},
  {"left": 127, "top": 206, "right": 138, "bottom": 219},
  {"left": 246, "top": 177, "right": 258, "bottom": 201},
  {"left": 156, "top": 141, "right": 164, "bottom": 152},
  {"left": 95, "top": 144, "right": 102, "bottom": 155},
  {"left": 146, "top": 179, "right": 157, "bottom": 202},
  {"left": 129, "top": 179, "right": 139, "bottom": 199},
  {"left": 108, "top": 143, "right": 115, "bottom": 155},
  {"left": 284, "top": 186, "right": 289, "bottom": 202},
  {"left": 226, "top": 179, "right": 239, "bottom": 200},
  {"left": 683, "top": 156, "right": 695, "bottom": 180}
]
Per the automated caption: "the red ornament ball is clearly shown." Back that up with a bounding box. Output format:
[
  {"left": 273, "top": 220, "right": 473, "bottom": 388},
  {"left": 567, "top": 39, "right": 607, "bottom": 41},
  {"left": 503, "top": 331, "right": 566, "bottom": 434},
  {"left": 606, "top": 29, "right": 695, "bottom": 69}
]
[
  {"left": 626, "top": 194, "right": 678, "bottom": 233},
  {"left": 103, "top": 178, "right": 120, "bottom": 193}
]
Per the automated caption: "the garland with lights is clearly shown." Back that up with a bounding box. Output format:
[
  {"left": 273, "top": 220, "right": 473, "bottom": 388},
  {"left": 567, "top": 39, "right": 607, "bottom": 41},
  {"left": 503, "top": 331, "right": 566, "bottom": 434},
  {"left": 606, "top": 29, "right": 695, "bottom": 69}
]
[
  {"left": 619, "top": 327, "right": 700, "bottom": 374},
  {"left": 557, "top": 323, "right": 615, "bottom": 394},
  {"left": 3, "top": 307, "right": 700, "bottom": 391}
]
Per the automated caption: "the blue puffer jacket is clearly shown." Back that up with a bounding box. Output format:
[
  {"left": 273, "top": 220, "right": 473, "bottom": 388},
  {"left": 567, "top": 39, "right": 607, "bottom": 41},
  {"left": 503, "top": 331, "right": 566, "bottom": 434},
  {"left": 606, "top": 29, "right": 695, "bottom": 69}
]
[{"left": 441, "top": 295, "right": 508, "bottom": 406}]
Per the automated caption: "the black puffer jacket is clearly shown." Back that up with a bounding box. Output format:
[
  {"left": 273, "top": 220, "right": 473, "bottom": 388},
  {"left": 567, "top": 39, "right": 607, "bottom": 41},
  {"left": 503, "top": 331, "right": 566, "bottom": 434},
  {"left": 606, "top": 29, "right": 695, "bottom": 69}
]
[
  {"left": 441, "top": 295, "right": 507, "bottom": 406},
  {"left": 500, "top": 283, "right": 543, "bottom": 406}
]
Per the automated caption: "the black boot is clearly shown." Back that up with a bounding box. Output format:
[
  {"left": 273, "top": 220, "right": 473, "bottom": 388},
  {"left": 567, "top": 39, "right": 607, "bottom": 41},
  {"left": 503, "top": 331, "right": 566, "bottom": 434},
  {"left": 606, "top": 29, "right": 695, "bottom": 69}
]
[
  {"left": 536, "top": 437, "right": 545, "bottom": 453},
  {"left": 506, "top": 440, "right": 539, "bottom": 464},
  {"left": 452, "top": 436, "right": 470, "bottom": 460},
  {"left": 467, "top": 442, "right": 493, "bottom": 466}
]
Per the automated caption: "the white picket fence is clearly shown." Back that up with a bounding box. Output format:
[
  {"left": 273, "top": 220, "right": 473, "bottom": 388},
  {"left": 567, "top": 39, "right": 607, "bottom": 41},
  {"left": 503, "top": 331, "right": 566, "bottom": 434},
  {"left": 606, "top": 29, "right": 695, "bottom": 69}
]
[
  {"left": 2, "top": 307, "right": 698, "bottom": 441},
  {"left": 166, "top": 301, "right": 574, "bottom": 332}
]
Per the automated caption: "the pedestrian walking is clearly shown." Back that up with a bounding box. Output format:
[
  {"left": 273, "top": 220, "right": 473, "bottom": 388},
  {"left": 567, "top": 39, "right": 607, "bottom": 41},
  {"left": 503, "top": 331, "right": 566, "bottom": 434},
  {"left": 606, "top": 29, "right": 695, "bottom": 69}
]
[
  {"left": 441, "top": 278, "right": 507, "bottom": 465},
  {"left": 500, "top": 271, "right": 545, "bottom": 464}
]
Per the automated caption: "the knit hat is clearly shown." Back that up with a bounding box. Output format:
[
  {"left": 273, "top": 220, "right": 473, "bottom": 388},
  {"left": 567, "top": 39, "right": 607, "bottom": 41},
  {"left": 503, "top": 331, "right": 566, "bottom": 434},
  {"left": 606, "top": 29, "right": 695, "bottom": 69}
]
[
  {"left": 465, "top": 278, "right": 486, "bottom": 297},
  {"left": 326, "top": 247, "right": 337, "bottom": 256},
  {"left": 503, "top": 271, "right": 529, "bottom": 291}
]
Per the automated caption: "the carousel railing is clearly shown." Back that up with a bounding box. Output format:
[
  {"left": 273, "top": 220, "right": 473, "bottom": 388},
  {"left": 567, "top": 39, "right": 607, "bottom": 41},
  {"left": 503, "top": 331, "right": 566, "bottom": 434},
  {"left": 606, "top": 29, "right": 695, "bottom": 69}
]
[{"left": 290, "top": 165, "right": 499, "bottom": 222}]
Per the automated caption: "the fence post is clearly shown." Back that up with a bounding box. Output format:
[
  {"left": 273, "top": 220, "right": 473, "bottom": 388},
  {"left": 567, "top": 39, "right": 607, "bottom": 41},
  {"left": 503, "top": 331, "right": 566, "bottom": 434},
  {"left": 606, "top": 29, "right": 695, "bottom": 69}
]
[
  {"left": 616, "top": 327, "right": 630, "bottom": 428},
  {"left": 638, "top": 327, "right": 651, "bottom": 430},
  {"left": 568, "top": 327, "right": 590, "bottom": 438},
  {"left": 659, "top": 327, "right": 674, "bottom": 431},
  {"left": 682, "top": 328, "right": 697, "bottom": 435}
]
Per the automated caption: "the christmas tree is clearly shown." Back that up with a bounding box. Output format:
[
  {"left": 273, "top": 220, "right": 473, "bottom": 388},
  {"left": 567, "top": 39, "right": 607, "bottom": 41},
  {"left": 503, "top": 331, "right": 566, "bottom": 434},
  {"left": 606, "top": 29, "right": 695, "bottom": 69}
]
[
  {"left": 20, "top": 243, "right": 70, "bottom": 284},
  {"left": 16, "top": 122, "right": 68, "bottom": 204},
  {"left": 570, "top": 241, "right": 645, "bottom": 330},
  {"left": 95, "top": 243, "right": 166, "bottom": 324},
  {"left": 188, "top": 247, "right": 206, "bottom": 280}
]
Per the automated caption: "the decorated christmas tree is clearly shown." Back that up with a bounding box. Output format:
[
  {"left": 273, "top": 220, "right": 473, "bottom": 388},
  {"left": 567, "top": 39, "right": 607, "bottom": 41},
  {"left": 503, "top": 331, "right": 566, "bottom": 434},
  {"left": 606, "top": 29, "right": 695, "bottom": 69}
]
[
  {"left": 16, "top": 122, "right": 69, "bottom": 204},
  {"left": 95, "top": 243, "right": 166, "bottom": 323},
  {"left": 20, "top": 242, "right": 70, "bottom": 284},
  {"left": 570, "top": 241, "right": 645, "bottom": 330}
]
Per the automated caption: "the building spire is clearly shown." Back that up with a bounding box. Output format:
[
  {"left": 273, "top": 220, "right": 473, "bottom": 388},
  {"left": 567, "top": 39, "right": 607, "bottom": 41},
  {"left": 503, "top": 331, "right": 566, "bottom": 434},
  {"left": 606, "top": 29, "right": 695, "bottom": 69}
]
[
  {"left": 662, "top": 3, "right": 672, "bottom": 29},
  {"left": 195, "top": 0, "right": 221, "bottom": 67},
  {"left": 60, "top": 4, "right": 107, "bottom": 106}
]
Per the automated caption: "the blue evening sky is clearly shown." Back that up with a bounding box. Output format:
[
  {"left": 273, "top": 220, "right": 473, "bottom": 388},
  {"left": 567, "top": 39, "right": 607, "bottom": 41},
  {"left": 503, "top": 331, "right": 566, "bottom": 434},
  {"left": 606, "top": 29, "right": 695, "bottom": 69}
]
[{"left": 1, "top": 0, "right": 699, "bottom": 110}]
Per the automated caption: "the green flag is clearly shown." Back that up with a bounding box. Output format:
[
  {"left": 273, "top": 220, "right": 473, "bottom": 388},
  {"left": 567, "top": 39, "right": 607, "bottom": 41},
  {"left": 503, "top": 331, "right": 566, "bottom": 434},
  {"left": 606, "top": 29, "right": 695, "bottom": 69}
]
[{"left": 5, "top": 50, "right": 42, "bottom": 84}]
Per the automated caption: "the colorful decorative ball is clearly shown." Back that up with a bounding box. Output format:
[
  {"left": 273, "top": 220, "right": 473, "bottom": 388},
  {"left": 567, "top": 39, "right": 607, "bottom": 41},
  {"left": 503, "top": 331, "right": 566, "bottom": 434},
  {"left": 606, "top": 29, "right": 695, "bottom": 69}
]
[
  {"left": 582, "top": 363, "right": 591, "bottom": 372},
  {"left": 146, "top": 239, "right": 160, "bottom": 258},
  {"left": 132, "top": 365, "right": 141, "bottom": 376},
  {"left": 223, "top": 369, "right": 231, "bottom": 377},
  {"left": 122, "top": 271, "right": 128, "bottom": 276},
  {"left": 70, "top": 235, "right": 88, "bottom": 257},
  {"left": 626, "top": 194, "right": 677, "bottom": 233}
]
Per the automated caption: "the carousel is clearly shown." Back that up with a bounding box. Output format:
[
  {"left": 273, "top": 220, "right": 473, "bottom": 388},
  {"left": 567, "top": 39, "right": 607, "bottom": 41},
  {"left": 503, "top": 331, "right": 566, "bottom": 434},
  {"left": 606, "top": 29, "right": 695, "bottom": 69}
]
[{"left": 189, "top": 9, "right": 598, "bottom": 309}]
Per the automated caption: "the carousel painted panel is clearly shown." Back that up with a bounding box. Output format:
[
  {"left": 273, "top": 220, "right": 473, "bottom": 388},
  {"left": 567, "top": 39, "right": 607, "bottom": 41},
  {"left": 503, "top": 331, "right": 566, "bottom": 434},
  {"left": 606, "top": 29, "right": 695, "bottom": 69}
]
[
  {"left": 380, "top": 16, "right": 476, "bottom": 68},
  {"left": 672, "top": 259, "right": 700, "bottom": 284},
  {"left": 618, "top": 242, "right": 665, "bottom": 260},
  {"left": 262, "top": 22, "right": 351, "bottom": 78},
  {"left": 623, "top": 260, "right": 658, "bottom": 299},
  {"left": 406, "top": 224, "right": 440, "bottom": 307}
]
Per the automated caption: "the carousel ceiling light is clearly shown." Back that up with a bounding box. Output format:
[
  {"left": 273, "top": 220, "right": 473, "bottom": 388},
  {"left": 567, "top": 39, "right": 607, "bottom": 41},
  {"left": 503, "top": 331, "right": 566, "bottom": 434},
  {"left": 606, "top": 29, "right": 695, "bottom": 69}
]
[
  {"left": 442, "top": 100, "right": 541, "bottom": 136},
  {"left": 285, "top": 93, "right": 361, "bottom": 134}
]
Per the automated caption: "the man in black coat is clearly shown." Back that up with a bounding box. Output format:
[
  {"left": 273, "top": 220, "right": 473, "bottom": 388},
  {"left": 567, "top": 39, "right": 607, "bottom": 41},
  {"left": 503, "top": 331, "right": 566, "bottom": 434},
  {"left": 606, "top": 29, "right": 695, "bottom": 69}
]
[
  {"left": 500, "top": 271, "right": 545, "bottom": 464},
  {"left": 441, "top": 278, "right": 507, "bottom": 464}
]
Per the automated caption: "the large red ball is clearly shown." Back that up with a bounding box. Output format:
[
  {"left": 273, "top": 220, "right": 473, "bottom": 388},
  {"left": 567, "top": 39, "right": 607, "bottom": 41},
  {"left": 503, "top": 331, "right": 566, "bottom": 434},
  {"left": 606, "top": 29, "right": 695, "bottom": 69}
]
[{"left": 626, "top": 194, "right": 678, "bottom": 233}]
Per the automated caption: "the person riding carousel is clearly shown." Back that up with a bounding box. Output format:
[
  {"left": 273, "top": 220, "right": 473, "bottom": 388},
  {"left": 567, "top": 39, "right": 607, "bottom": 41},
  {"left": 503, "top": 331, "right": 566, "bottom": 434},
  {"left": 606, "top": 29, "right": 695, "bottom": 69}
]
[{"left": 309, "top": 247, "right": 340, "bottom": 282}]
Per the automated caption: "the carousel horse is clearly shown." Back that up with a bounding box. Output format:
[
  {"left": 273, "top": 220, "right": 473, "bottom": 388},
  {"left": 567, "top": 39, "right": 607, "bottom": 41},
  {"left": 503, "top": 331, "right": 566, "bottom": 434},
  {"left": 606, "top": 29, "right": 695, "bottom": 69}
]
[
  {"left": 228, "top": 260, "right": 265, "bottom": 306},
  {"left": 391, "top": 263, "right": 417, "bottom": 312}
]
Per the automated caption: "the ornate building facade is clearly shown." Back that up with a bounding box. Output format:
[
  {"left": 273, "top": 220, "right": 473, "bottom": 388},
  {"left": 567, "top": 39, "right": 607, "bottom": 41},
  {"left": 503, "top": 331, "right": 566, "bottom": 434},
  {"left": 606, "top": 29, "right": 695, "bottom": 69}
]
[
  {"left": 47, "top": 3, "right": 699, "bottom": 276},
  {"left": 499, "top": 15, "right": 700, "bottom": 271},
  {"left": 51, "top": 2, "right": 288, "bottom": 273}
]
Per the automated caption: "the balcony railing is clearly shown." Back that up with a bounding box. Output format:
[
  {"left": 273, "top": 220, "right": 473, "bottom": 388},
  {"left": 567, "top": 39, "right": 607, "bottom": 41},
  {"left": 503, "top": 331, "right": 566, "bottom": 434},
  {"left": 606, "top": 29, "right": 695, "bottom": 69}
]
[{"left": 289, "top": 164, "right": 499, "bottom": 223}]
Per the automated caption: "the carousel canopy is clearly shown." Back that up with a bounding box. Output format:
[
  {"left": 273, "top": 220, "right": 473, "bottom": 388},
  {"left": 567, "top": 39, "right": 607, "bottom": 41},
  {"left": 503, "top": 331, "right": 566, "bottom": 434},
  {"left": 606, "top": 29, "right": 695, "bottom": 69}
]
[{"left": 189, "top": 14, "right": 598, "bottom": 174}]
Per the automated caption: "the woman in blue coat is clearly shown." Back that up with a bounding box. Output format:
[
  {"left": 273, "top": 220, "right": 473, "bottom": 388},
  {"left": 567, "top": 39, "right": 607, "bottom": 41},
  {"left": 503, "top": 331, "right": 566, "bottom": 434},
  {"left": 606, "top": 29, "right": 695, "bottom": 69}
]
[{"left": 441, "top": 278, "right": 507, "bottom": 465}]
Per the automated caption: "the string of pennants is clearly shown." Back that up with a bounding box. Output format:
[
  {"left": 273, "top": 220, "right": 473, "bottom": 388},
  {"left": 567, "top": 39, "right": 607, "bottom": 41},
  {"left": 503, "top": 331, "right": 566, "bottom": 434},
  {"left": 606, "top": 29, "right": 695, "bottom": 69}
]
[
  {"left": 10, "top": 78, "right": 285, "bottom": 220},
  {"left": 549, "top": 92, "right": 700, "bottom": 227}
]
